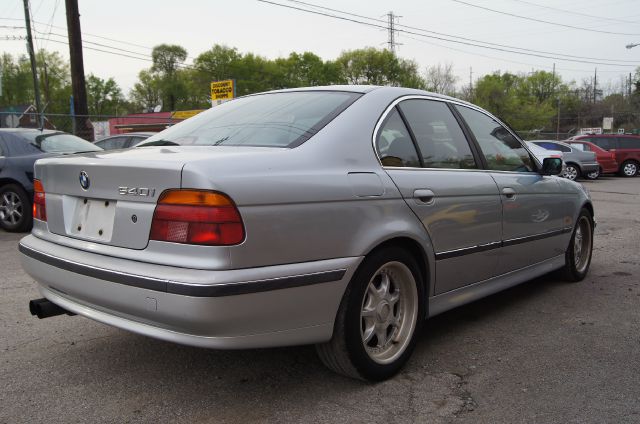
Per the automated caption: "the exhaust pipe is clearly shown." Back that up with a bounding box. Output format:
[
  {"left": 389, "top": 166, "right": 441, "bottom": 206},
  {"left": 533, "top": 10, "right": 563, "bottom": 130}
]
[{"left": 29, "top": 298, "right": 75, "bottom": 319}]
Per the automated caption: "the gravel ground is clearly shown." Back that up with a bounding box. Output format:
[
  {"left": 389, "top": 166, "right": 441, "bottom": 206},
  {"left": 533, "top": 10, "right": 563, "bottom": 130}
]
[{"left": 1, "top": 176, "right": 638, "bottom": 424}]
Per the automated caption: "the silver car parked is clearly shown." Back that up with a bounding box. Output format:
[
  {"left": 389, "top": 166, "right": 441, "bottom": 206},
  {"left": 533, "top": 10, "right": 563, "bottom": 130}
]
[
  {"left": 20, "top": 86, "right": 594, "bottom": 381},
  {"left": 529, "top": 140, "right": 600, "bottom": 180}
]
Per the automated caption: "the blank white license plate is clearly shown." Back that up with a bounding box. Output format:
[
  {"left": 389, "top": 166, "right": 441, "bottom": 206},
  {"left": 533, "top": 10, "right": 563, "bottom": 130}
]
[{"left": 68, "top": 197, "right": 117, "bottom": 242}]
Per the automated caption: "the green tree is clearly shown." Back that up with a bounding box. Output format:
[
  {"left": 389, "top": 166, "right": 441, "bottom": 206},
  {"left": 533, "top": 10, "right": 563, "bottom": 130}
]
[
  {"left": 86, "top": 74, "right": 124, "bottom": 116},
  {"left": 473, "top": 71, "right": 555, "bottom": 130},
  {"left": 151, "top": 44, "right": 188, "bottom": 111},
  {"left": 336, "top": 48, "right": 425, "bottom": 88},
  {"left": 0, "top": 53, "right": 33, "bottom": 107},
  {"left": 129, "top": 69, "right": 163, "bottom": 112}
]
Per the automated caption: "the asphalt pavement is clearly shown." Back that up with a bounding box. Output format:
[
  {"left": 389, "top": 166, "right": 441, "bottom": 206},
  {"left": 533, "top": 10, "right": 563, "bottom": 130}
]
[{"left": 1, "top": 176, "right": 639, "bottom": 424}]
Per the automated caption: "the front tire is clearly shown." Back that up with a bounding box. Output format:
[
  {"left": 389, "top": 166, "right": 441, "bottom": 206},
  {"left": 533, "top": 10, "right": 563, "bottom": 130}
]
[
  {"left": 561, "top": 208, "right": 594, "bottom": 282},
  {"left": 316, "top": 247, "right": 425, "bottom": 381},
  {"left": 0, "top": 184, "right": 32, "bottom": 232}
]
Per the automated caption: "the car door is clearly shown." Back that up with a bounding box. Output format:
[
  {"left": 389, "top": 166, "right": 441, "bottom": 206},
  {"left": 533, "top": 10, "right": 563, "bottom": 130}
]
[
  {"left": 455, "top": 105, "right": 570, "bottom": 275},
  {"left": 0, "top": 137, "right": 7, "bottom": 177},
  {"left": 376, "top": 98, "right": 502, "bottom": 294}
]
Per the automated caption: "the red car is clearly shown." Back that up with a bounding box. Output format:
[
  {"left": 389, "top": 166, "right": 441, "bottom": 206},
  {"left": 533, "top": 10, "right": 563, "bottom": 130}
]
[
  {"left": 565, "top": 140, "right": 618, "bottom": 177},
  {"left": 569, "top": 134, "right": 640, "bottom": 177}
]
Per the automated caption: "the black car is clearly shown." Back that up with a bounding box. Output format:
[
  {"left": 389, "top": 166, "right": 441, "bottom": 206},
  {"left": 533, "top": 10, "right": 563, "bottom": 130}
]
[
  {"left": 0, "top": 129, "right": 102, "bottom": 232},
  {"left": 94, "top": 132, "right": 155, "bottom": 150}
]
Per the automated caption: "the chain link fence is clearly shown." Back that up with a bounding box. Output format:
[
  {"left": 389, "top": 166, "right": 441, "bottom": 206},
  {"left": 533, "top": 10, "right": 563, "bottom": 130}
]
[{"left": 0, "top": 111, "right": 184, "bottom": 141}]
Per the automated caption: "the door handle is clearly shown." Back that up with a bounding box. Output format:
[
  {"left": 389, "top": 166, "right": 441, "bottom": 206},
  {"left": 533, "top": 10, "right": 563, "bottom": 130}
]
[
  {"left": 502, "top": 187, "right": 517, "bottom": 200},
  {"left": 413, "top": 189, "right": 435, "bottom": 204}
]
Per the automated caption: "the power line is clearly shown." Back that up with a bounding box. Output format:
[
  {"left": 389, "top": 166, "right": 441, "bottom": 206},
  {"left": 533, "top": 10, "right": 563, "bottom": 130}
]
[
  {"left": 41, "top": 36, "right": 197, "bottom": 71},
  {"left": 449, "top": 0, "right": 640, "bottom": 36},
  {"left": 281, "top": 0, "right": 640, "bottom": 64},
  {"left": 260, "top": 0, "right": 639, "bottom": 67},
  {"left": 505, "top": 0, "right": 639, "bottom": 24}
]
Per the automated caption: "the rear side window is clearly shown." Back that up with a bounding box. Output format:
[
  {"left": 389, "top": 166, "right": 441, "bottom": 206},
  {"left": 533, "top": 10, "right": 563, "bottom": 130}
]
[
  {"left": 376, "top": 108, "right": 420, "bottom": 168},
  {"left": 618, "top": 137, "right": 640, "bottom": 149},
  {"left": 456, "top": 106, "right": 534, "bottom": 172},
  {"left": 591, "top": 137, "right": 616, "bottom": 150},
  {"left": 96, "top": 136, "right": 129, "bottom": 150},
  {"left": 570, "top": 143, "right": 588, "bottom": 151},
  {"left": 140, "top": 91, "right": 361, "bottom": 148},
  {"left": 398, "top": 99, "right": 477, "bottom": 169}
]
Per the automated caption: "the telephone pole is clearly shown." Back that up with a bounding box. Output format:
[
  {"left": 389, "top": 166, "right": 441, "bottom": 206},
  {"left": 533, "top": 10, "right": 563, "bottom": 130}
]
[
  {"left": 593, "top": 68, "right": 597, "bottom": 104},
  {"left": 65, "top": 0, "right": 91, "bottom": 140},
  {"left": 22, "top": 0, "right": 43, "bottom": 128}
]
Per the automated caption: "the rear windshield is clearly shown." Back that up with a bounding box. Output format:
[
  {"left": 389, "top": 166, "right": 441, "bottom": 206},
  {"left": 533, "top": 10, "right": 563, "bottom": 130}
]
[
  {"left": 20, "top": 132, "right": 102, "bottom": 153},
  {"left": 139, "top": 91, "right": 361, "bottom": 148}
]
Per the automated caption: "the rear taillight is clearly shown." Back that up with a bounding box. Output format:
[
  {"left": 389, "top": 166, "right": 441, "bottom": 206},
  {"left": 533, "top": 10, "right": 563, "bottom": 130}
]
[
  {"left": 33, "top": 179, "right": 46, "bottom": 221},
  {"left": 149, "top": 190, "right": 244, "bottom": 246}
]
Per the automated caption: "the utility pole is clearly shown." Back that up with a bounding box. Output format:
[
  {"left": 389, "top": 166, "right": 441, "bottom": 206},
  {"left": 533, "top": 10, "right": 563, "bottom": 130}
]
[
  {"left": 22, "top": 0, "right": 43, "bottom": 129},
  {"left": 469, "top": 67, "right": 473, "bottom": 99},
  {"left": 65, "top": 0, "right": 91, "bottom": 140},
  {"left": 593, "top": 68, "right": 597, "bottom": 104},
  {"left": 630, "top": 73, "right": 633, "bottom": 98},
  {"left": 556, "top": 98, "right": 561, "bottom": 141},
  {"left": 386, "top": 12, "right": 402, "bottom": 53}
]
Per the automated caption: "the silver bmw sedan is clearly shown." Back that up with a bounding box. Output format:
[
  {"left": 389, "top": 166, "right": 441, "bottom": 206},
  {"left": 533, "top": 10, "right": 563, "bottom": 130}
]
[{"left": 20, "top": 86, "right": 594, "bottom": 381}]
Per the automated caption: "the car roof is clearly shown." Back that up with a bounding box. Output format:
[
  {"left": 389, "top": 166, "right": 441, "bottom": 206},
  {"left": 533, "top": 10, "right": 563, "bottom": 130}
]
[{"left": 255, "top": 85, "right": 468, "bottom": 104}]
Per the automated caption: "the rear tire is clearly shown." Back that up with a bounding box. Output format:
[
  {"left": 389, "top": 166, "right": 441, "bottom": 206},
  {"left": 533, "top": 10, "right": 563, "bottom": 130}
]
[
  {"left": 316, "top": 247, "right": 425, "bottom": 381},
  {"left": 560, "top": 208, "right": 593, "bottom": 282},
  {"left": 0, "top": 184, "right": 32, "bottom": 232},
  {"left": 585, "top": 168, "right": 600, "bottom": 180},
  {"left": 619, "top": 160, "right": 639, "bottom": 177}
]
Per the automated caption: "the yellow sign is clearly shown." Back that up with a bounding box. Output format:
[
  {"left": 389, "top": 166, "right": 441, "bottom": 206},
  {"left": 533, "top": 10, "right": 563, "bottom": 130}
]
[
  {"left": 210, "top": 80, "right": 235, "bottom": 101},
  {"left": 171, "top": 110, "right": 204, "bottom": 120}
]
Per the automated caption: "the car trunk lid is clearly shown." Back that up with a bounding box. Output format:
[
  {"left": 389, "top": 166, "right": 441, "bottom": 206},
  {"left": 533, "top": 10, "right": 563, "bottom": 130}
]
[{"left": 36, "top": 147, "right": 200, "bottom": 249}]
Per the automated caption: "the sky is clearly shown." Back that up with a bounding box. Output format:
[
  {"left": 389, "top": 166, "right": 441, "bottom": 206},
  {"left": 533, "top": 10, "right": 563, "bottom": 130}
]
[{"left": 1, "top": 0, "right": 639, "bottom": 95}]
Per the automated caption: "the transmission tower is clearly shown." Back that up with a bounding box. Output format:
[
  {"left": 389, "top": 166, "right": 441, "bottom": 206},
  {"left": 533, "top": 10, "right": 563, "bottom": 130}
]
[{"left": 386, "top": 11, "right": 402, "bottom": 53}]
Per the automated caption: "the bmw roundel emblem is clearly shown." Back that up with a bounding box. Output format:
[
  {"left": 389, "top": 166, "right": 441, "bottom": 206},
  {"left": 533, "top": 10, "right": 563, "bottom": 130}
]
[{"left": 79, "top": 171, "right": 90, "bottom": 190}]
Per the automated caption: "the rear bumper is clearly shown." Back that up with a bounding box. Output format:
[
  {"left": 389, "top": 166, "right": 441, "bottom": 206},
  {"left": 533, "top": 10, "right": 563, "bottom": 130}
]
[
  {"left": 580, "top": 162, "right": 599, "bottom": 174},
  {"left": 20, "top": 234, "right": 361, "bottom": 349}
]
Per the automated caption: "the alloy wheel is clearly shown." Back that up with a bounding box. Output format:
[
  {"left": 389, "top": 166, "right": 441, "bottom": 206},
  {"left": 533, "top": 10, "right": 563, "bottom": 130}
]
[
  {"left": 623, "top": 162, "right": 637, "bottom": 177},
  {"left": 563, "top": 165, "right": 578, "bottom": 181},
  {"left": 360, "top": 261, "right": 418, "bottom": 365},
  {"left": 573, "top": 215, "right": 592, "bottom": 274},
  {"left": 0, "top": 191, "right": 24, "bottom": 226}
]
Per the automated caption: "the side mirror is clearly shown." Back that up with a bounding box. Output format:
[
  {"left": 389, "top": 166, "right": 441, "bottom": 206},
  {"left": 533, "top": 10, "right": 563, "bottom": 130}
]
[{"left": 541, "top": 157, "right": 563, "bottom": 176}]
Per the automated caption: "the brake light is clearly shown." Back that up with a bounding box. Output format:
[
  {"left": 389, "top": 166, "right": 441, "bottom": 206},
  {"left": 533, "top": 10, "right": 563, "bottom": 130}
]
[
  {"left": 149, "top": 189, "right": 244, "bottom": 246},
  {"left": 33, "top": 179, "right": 46, "bottom": 221}
]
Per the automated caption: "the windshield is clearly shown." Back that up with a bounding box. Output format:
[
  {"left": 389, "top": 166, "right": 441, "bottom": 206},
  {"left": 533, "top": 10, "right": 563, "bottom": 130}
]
[
  {"left": 22, "top": 132, "right": 102, "bottom": 153},
  {"left": 139, "top": 91, "right": 361, "bottom": 148}
]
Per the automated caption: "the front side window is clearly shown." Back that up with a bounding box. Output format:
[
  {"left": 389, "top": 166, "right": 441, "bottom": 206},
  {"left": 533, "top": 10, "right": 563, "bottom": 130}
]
[
  {"left": 376, "top": 108, "right": 420, "bottom": 168},
  {"left": 456, "top": 106, "right": 534, "bottom": 172},
  {"left": 398, "top": 99, "right": 477, "bottom": 169},
  {"left": 140, "top": 91, "right": 361, "bottom": 148}
]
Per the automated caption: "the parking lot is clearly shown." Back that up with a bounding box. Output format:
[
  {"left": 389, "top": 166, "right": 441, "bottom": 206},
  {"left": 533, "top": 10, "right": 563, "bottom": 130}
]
[{"left": 1, "top": 176, "right": 638, "bottom": 424}]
